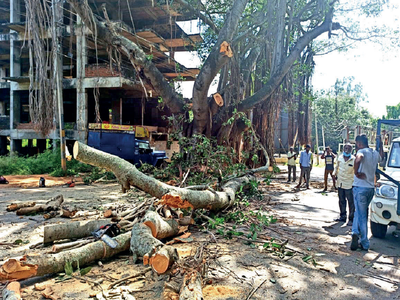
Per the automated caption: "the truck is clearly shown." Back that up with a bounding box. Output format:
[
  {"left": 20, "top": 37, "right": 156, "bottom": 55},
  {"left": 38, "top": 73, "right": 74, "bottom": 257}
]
[
  {"left": 370, "top": 119, "right": 400, "bottom": 238},
  {"left": 87, "top": 124, "right": 168, "bottom": 167}
]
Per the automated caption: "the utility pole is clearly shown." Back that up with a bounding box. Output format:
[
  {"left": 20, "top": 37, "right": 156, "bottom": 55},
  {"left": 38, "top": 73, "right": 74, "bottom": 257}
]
[
  {"left": 52, "top": 0, "right": 66, "bottom": 171},
  {"left": 315, "top": 112, "right": 319, "bottom": 165},
  {"left": 322, "top": 126, "right": 326, "bottom": 149}
]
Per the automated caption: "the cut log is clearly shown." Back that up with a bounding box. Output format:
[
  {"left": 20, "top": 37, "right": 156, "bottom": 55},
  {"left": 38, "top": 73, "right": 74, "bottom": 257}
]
[
  {"left": 6, "top": 202, "right": 36, "bottom": 212},
  {"left": 177, "top": 216, "right": 195, "bottom": 226},
  {"left": 60, "top": 208, "right": 78, "bottom": 218},
  {"left": 171, "top": 208, "right": 183, "bottom": 219},
  {"left": 0, "top": 232, "right": 130, "bottom": 281},
  {"left": 103, "top": 210, "right": 117, "bottom": 218},
  {"left": 149, "top": 246, "right": 179, "bottom": 274},
  {"left": 16, "top": 195, "right": 63, "bottom": 216},
  {"left": 2, "top": 282, "right": 21, "bottom": 300},
  {"left": 142, "top": 211, "right": 179, "bottom": 239},
  {"left": 73, "top": 141, "right": 261, "bottom": 211},
  {"left": 43, "top": 219, "right": 110, "bottom": 244},
  {"left": 130, "top": 223, "right": 178, "bottom": 274},
  {"left": 179, "top": 270, "right": 203, "bottom": 300}
]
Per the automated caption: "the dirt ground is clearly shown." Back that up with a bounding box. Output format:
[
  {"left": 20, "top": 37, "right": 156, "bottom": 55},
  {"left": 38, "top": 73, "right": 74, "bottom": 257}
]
[{"left": 0, "top": 168, "right": 399, "bottom": 300}]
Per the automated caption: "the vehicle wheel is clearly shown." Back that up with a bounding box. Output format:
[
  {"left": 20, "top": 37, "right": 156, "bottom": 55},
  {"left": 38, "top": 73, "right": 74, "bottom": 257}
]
[
  {"left": 156, "top": 160, "right": 168, "bottom": 169},
  {"left": 370, "top": 220, "right": 387, "bottom": 238}
]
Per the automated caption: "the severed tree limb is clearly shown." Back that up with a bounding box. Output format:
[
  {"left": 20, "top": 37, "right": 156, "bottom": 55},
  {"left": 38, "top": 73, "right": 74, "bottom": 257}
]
[
  {"left": 107, "top": 268, "right": 151, "bottom": 290},
  {"left": 74, "top": 142, "right": 255, "bottom": 211},
  {"left": 130, "top": 223, "right": 178, "bottom": 274},
  {"left": 43, "top": 219, "right": 110, "bottom": 244},
  {"left": 6, "top": 202, "right": 36, "bottom": 212},
  {"left": 0, "top": 233, "right": 131, "bottom": 281},
  {"left": 142, "top": 211, "right": 179, "bottom": 239},
  {"left": 16, "top": 195, "right": 63, "bottom": 216}
]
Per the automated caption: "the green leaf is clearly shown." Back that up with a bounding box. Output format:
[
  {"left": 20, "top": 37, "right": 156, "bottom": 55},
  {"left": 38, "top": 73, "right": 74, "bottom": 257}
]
[
  {"left": 64, "top": 261, "right": 73, "bottom": 276},
  {"left": 80, "top": 266, "right": 92, "bottom": 276},
  {"left": 270, "top": 279, "right": 276, "bottom": 284},
  {"left": 13, "top": 239, "right": 23, "bottom": 245},
  {"left": 302, "top": 255, "right": 313, "bottom": 262}
]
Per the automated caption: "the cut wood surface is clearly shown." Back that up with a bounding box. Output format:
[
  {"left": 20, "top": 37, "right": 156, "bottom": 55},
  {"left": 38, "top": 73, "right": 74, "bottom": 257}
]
[
  {"left": 74, "top": 141, "right": 261, "bottom": 211},
  {"left": 130, "top": 223, "right": 178, "bottom": 274},
  {"left": 6, "top": 202, "right": 36, "bottom": 212},
  {"left": 179, "top": 270, "right": 203, "bottom": 300},
  {"left": 0, "top": 232, "right": 130, "bottom": 281},
  {"left": 2, "top": 282, "right": 21, "bottom": 300},
  {"left": 43, "top": 219, "right": 110, "bottom": 244},
  {"left": 16, "top": 195, "right": 63, "bottom": 216},
  {"left": 142, "top": 211, "right": 179, "bottom": 239}
]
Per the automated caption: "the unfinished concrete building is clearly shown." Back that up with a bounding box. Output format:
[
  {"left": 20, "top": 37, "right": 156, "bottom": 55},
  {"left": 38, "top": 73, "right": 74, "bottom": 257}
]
[{"left": 0, "top": 0, "right": 200, "bottom": 156}]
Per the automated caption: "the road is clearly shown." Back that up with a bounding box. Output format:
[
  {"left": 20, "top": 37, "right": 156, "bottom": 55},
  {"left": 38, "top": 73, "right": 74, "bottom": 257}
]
[{"left": 266, "top": 165, "right": 400, "bottom": 299}]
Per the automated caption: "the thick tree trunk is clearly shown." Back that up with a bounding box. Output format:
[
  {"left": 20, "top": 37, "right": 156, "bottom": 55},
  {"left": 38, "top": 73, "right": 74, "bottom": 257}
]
[
  {"left": 0, "top": 233, "right": 130, "bottom": 281},
  {"left": 74, "top": 141, "right": 259, "bottom": 211},
  {"left": 43, "top": 219, "right": 110, "bottom": 244}
]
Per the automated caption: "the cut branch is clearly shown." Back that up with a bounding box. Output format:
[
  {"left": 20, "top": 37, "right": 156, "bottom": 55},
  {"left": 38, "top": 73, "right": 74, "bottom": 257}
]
[
  {"left": 73, "top": 141, "right": 256, "bottom": 211},
  {"left": 0, "top": 233, "right": 130, "bottom": 281},
  {"left": 16, "top": 195, "right": 63, "bottom": 216}
]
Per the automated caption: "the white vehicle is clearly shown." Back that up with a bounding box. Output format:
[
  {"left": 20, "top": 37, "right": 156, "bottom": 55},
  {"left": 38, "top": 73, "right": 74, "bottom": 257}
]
[{"left": 370, "top": 137, "right": 400, "bottom": 238}]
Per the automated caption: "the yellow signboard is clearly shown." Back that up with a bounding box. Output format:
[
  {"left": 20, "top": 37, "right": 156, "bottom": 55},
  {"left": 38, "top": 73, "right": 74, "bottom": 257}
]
[{"left": 88, "top": 123, "right": 149, "bottom": 138}]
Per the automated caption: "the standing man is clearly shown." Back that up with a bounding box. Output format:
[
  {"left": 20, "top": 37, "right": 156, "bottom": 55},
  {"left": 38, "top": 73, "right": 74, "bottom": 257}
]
[
  {"left": 287, "top": 147, "right": 297, "bottom": 183},
  {"left": 321, "top": 146, "right": 337, "bottom": 191},
  {"left": 333, "top": 143, "right": 355, "bottom": 226},
  {"left": 296, "top": 144, "right": 313, "bottom": 189},
  {"left": 350, "top": 135, "right": 381, "bottom": 251}
]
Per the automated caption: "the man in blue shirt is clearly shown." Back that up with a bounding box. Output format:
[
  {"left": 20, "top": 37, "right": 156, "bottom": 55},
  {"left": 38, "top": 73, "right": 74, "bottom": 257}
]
[{"left": 296, "top": 144, "right": 313, "bottom": 189}]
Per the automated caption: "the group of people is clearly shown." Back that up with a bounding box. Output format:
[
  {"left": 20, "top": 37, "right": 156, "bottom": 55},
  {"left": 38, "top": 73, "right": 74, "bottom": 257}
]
[{"left": 287, "top": 134, "right": 381, "bottom": 251}]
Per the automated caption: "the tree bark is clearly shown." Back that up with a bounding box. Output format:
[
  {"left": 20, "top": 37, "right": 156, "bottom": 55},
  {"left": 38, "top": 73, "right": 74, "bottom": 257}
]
[
  {"left": 2, "top": 282, "right": 21, "bottom": 300},
  {"left": 0, "top": 232, "right": 130, "bottom": 281},
  {"left": 142, "top": 211, "right": 179, "bottom": 239},
  {"left": 7, "top": 202, "right": 36, "bottom": 212},
  {"left": 43, "top": 219, "right": 110, "bottom": 244},
  {"left": 16, "top": 195, "right": 63, "bottom": 216},
  {"left": 179, "top": 270, "right": 203, "bottom": 300},
  {"left": 74, "top": 141, "right": 258, "bottom": 211},
  {"left": 130, "top": 223, "right": 178, "bottom": 274}
]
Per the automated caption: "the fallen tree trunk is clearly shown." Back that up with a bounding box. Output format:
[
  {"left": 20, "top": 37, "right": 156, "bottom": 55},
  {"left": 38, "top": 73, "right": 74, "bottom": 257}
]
[
  {"left": 74, "top": 142, "right": 261, "bottom": 211},
  {"left": 2, "top": 282, "right": 21, "bottom": 300},
  {"left": 142, "top": 211, "right": 179, "bottom": 239},
  {"left": 16, "top": 195, "right": 63, "bottom": 216},
  {"left": 43, "top": 219, "right": 110, "bottom": 244},
  {"left": 0, "top": 232, "right": 130, "bottom": 281},
  {"left": 130, "top": 223, "right": 178, "bottom": 274},
  {"left": 7, "top": 202, "right": 36, "bottom": 212}
]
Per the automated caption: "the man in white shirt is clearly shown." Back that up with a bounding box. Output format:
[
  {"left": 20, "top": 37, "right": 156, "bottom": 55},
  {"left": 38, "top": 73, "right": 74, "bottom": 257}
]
[
  {"left": 287, "top": 147, "right": 297, "bottom": 183},
  {"left": 350, "top": 135, "right": 381, "bottom": 251},
  {"left": 296, "top": 144, "right": 312, "bottom": 189}
]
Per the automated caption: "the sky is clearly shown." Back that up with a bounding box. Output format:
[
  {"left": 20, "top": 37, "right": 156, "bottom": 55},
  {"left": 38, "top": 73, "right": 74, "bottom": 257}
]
[{"left": 176, "top": 2, "right": 400, "bottom": 118}]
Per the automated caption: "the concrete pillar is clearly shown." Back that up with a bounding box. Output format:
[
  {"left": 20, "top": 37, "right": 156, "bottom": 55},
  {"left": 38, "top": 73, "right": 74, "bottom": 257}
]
[
  {"left": 10, "top": 139, "right": 22, "bottom": 155},
  {"left": 0, "top": 136, "right": 8, "bottom": 155},
  {"left": 76, "top": 16, "right": 88, "bottom": 143},
  {"left": 9, "top": 0, "right": 21, "bottom": 154}
]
